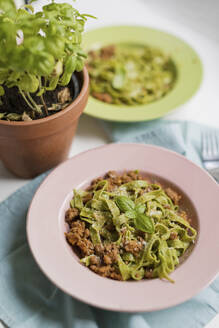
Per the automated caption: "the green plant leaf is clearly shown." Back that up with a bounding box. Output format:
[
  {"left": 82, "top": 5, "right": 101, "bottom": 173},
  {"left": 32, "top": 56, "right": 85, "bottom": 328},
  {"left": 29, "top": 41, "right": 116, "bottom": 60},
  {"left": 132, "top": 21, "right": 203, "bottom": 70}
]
[
  {"left": 64, "top": 56, "right": 77, "bottom": 73},
  {"left": 23, "top": 5, "right": 34, "bottom": 13},
  {"left": 60, "top": 72, "right": 72, "bottom": 86},
  {"left": 45, "top": 76, "right": 59, "bottom": 91},
  {"left": 135, "top": 203, "right": 146, "bottom": 214},
  {"left": 0, "top": 0, "right": 94, "bottom": 116},
  {"left": 134, "top": 213, "right": 155, "bottom": 233},
  {"left": 36, "top": 87, "right": 45, "bottom": 97},
  {"left": 7, "top": 72, "right": 20, "bottom": 82},
  {"left": 115, "top": 196, "right": 135, "bottom": 212},
  {"left": 6, "top": 113, "right": 22, "bottom": 121},
  {"left": 0, "top": 86, "right": 5, "bottom": 96},
  {"left": 0, "top": 112, "right": 6, "bottom": 119},
  {"left": 35, "top": 54, "right": 55, "bottom": 76},
  {"left": 19, "top": 74, "right": 39, "bottom": 93},
  {"left": 125, "top": 210, "right": 136, "bottom": 219},
  {"left": 52, "top": 60, "right": 63, "bottom": 77},
  {"left": 45, "top": 38, "right": 64, "bottom": 58},
  {"left": 75, "top": 57, "right": 84, "bottom": 72},
  {"left": 0, "top": 0, "right": 16, "bottom": 18},
  {"left": 0, "top": 70, "right": 9, "bottom": 84},
  {"left": 81, "top": 14, "right": 97, "bottom": 19}
]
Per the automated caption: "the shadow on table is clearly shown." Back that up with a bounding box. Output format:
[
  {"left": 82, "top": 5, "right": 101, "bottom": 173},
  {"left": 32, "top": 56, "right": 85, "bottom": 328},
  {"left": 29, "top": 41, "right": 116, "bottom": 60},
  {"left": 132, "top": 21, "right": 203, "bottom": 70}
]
[
  {"left": 76, "top": 114, "right": 109, "bottom": 141},
  {"left": 0, "top": 161, "right": 18, "bottom": 180}
]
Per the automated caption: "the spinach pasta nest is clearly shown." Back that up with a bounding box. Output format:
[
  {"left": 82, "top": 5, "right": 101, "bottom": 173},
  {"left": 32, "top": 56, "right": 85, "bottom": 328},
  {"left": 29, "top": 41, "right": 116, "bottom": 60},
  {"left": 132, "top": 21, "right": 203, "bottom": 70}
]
[
  {"left": 65, "top": 171, "right": 197, "bottom": 282},
  {"left": 86, "top": 44, "right": 176, "bottom": 106}
]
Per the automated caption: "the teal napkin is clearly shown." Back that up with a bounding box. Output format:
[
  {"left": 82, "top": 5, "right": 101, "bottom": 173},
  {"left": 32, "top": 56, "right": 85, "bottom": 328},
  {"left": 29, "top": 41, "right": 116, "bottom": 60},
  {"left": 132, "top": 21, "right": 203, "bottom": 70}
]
[
  {"left": 102, "top": 119, "right": 204, "bottom": 165},
  {"left": 0, "top": 120, "right": 219, "bottom": 328}
]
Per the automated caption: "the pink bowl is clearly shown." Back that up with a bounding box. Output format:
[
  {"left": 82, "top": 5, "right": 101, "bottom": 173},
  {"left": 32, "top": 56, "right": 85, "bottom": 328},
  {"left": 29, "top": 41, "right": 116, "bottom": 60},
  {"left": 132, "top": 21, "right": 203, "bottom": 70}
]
[{"left": 27, "top": 143, "right": 219, "bottom": 312}]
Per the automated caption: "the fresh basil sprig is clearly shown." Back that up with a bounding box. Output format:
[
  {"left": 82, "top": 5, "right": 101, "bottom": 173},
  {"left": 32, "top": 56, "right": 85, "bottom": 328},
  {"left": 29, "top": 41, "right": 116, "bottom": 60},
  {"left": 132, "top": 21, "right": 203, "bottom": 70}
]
[
  {"left": 0, "top": 0, "right": 94, "bottom": 119},
  {"left": 134, "top": 213, "right": 154, "bottom": 233},
  {"left": 115, "top": 195, "right": 135, "bottom": 212},
  {"left": 115, "top": 196, "right": 154, "bottom": 233}
]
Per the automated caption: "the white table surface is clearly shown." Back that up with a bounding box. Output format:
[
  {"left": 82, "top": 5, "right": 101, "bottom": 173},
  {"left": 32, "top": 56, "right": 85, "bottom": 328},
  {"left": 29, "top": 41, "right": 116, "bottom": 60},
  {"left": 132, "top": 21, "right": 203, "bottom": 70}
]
[{"left": 1, "top": 0, "right": 219, "bottom": 327}]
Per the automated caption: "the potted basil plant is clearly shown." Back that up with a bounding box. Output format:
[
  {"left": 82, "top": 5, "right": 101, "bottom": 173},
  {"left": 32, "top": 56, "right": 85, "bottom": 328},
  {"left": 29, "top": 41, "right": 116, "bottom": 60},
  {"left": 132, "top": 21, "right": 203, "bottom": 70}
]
[{"left": 0, "top": 0, "right": 92, "bottom": 178}]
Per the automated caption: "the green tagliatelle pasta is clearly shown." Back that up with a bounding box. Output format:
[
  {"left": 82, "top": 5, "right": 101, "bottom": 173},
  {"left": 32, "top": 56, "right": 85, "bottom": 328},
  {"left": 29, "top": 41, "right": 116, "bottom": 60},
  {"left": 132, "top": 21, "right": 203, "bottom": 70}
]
[
  {"left": 87, "top": 44, "right": 176, "bottom": 106},
  {"left": 68, "top": 173, "right": 197, "bottom": 282}
]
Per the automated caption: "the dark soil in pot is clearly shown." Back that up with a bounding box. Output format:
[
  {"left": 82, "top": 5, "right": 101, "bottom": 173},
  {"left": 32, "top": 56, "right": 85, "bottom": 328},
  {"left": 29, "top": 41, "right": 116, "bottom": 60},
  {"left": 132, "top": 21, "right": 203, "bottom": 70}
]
[{"left": 0, "top": 73, "right": 82, "bottom": 121}]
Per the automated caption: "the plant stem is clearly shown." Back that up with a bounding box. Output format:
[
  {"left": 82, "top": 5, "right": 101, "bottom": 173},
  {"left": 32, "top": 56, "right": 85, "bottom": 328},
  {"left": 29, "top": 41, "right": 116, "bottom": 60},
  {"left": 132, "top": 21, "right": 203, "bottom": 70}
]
[
  {"left": 26, "top": 92, "right": 43, "bottom": 116},
  {"left": 38, "top": 77, "right": 49, "bottom": 116},
  {"left": 19, "top": 89, "right": 35, "bottom": 111},
  {"left": 40, "top": 94, "right": 49, "bottom": 116}
]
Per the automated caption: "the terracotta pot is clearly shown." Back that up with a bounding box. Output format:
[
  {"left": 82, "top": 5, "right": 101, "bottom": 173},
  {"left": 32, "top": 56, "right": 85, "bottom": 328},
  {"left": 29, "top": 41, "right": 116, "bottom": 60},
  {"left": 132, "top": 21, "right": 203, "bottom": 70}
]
[{"left": 0, "top": 68, "right": 89, "bottom": 179}]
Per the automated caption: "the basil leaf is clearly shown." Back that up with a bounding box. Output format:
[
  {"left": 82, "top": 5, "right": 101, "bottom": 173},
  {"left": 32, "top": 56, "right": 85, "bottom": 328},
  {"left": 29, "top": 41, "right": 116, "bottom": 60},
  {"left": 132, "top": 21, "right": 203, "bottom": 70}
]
[
  {"left": 0, "top": 86, "right": 5, "bottom": 96},
  {"left": 135, "top": 203, "right": 146, "bottom": 214},
  {"left": 115, "top": 196, "right": 135, "bottom": 212},
  {"left": 6, "top": 113, "right": 22, "bottom": 121},
  {"left": 125, "top": 210, "right": 136, "bottom": 219},
  {"left": 0, "top": 112, "right": 6, "bottom": 119},
  {"left": 0, "top": 1, "right": 93, "bottom": 120},
  {"left": 134, "top": 213, "right": 154, "bottom": 233}
]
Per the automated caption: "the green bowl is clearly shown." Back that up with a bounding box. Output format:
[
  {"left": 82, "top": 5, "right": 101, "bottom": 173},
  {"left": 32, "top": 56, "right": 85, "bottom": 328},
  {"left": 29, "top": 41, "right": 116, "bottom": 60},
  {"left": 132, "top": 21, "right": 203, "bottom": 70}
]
[{"left": 83, "top": 25, "right": 203, "bottom": 122}]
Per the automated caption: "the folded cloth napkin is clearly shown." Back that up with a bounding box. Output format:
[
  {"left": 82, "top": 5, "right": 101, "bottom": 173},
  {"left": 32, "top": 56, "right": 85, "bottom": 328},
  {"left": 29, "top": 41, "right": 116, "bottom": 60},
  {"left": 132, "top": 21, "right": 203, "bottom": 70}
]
[{"left": 0, "top": 120, "right": 219, "bottom": 328}]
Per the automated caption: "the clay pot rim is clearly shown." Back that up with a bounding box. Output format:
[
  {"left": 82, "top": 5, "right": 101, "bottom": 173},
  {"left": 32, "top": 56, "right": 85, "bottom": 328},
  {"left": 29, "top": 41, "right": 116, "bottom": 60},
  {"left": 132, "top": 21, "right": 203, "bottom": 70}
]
[{"left": 0, "top": 67, "right": 89, "bottom": 127}]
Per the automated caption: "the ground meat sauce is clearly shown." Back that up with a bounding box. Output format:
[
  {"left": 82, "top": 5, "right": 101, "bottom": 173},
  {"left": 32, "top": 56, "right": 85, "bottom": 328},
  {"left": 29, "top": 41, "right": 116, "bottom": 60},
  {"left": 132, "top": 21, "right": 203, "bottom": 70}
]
[{"left": 65, "top": 171, "right": 191, "bottom": 281}]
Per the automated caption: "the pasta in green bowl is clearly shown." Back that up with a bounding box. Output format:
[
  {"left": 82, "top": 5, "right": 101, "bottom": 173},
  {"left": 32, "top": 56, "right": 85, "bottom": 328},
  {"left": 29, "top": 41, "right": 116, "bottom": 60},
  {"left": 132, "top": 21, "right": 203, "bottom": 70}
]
[
  {"left": 83, "top": 25, "right": 203, "bottom": 122},
  {"left": 87, "top": 44, "right": 176, "bottom": 106},
  {"left": 65, "top": 170, "right": 197, "bottom": 282}
]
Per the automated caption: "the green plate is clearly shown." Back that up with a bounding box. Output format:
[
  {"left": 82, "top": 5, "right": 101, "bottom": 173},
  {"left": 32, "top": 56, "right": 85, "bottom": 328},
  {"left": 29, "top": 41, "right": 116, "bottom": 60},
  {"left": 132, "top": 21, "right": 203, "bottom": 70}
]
[{"left": 83, "top": 25, "right": 203, "bottom": 122}]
